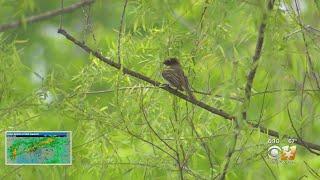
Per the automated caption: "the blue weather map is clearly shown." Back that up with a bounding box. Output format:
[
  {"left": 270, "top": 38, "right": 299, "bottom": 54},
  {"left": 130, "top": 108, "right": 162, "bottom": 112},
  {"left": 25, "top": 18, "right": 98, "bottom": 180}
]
[{"left": 5, "top": 131, "right": 71, "bottom": 165}]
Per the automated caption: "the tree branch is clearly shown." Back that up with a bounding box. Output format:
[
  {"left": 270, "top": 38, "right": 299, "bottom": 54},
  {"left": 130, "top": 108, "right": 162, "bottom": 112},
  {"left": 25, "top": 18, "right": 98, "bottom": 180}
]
[
  {"left": 242, "top": 0, "right": 275, "bottom": 120},
  {"left": 220, "top": 1, "right": 274, "bottom": 177},
  {"left": 0, "top": 0, "right": 95, "bottom": 32},
  {"left": 57, "top": 28, "right": 320, "bottom": 153},
  {"left": 58, "top": 28, "right": 236, "bottom": 121}
]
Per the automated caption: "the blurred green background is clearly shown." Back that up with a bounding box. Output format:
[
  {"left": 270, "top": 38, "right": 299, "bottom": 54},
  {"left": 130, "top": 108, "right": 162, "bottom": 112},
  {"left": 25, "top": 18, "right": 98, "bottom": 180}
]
[{"left": 0, "top": 0, "right": 320, "bottom": 179}]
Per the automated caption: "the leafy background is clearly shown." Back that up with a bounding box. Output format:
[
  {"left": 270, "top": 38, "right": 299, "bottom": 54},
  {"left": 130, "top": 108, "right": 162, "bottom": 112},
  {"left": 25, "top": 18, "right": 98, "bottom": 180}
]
[{"left": 0, "top": 0, "right": 320, "bottom": 179}]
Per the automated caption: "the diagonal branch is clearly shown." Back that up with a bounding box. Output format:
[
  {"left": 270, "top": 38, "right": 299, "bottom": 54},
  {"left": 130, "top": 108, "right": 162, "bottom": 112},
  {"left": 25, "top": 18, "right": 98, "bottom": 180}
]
[
  {"left": 57, "top": 28, "right": 320, "bottom": 153},
  {"left": 58, "top": 28, "right": 236, "bottom": 121},
  {"left": 0, "top": 0, "right": 95, "bottom": 32}
]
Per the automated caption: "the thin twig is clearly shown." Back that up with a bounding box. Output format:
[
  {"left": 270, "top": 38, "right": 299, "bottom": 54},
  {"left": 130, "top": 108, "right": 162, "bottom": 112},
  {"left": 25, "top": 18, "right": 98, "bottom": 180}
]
[
  {"left": 117, "top": 0, "right": 129, "bottom": 64},
  {"left": 287, "top": 108, "right": 320, "bottom": 155},
  {"left": 199, "top": 0, "right": 210, "bottom": 30},
  {"left": 72, "top": 133, "right": 107, "bottom": 149},
  {"left": 186, "top": 116, "right": 215, "bottom": 177},
  {"left": 190, "top": 0, "right": 210, "bottom": 64},
  {"left": 252, "top": 88, "right": 320, "bottom": 96},
  {"left": 126, "top": 128, "right": 178, "bottom": 161},
  {"left": 293, "top": 0, "right": 320, "bottom": 90},
  {"left": 115, "top": 0, "right": 129, "bottom": 137},
  {"left": 261, "top": 155, "right": 277, "bottom": 180},
  {"left": 171, "top": 97, "right": 185, "bottom": 180},
  {"left": 0, "top": 115, "right": 40, "bottom": 133},
  {"left": 304, "top": 161, "right": 320, "bottom": 179},
  {"left": 82, "top": 87, "right": 243, "bottom": 102},
  {"left": 140, "top": 98, "right": 178, "bottom": 156},
  {"left": 106, "top": 162, "right": 178, "bottom": 171},
  {"left": 0, "top": 0, "right": 95, "bottom": 32},
  {"left": 218, "top": 119, "right": 239, "bottom": 180},
  {"left": 300, "top": 72, "right": 307, "bottom": 119}
]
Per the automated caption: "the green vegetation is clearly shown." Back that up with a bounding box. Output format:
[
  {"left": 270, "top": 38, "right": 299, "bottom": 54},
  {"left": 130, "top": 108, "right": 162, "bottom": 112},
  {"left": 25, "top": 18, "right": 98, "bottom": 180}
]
[{"left": 0, "top": 0, "right": 319, "bottom": 179}]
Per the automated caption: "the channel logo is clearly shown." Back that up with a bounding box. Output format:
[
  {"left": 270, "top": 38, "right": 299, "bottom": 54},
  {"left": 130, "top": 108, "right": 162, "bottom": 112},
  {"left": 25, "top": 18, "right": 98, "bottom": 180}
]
[{"left": 267, "top": 145, "right": 296, "bottom": 160}]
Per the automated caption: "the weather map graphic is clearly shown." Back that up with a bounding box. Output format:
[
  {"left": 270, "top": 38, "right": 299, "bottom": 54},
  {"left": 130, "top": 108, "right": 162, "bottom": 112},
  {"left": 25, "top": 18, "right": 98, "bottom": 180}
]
[{"left": 5, "top": 131, "right": 72, "bottom": 165}]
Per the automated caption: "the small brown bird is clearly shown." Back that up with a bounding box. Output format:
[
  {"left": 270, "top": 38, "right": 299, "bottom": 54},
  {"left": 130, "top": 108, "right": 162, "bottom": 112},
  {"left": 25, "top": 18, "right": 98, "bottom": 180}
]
[{"left": 162, "top": 58, "right": 196, "bottom": 100}]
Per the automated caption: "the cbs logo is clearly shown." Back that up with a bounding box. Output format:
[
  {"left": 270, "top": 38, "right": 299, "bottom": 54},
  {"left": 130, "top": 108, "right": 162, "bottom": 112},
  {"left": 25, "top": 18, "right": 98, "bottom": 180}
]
[
  {"left": 267, "top": 145, "right": 297, "bottom": 160},
  {"left": 267, "top": 145, "right": 281, "bottom": 160}
]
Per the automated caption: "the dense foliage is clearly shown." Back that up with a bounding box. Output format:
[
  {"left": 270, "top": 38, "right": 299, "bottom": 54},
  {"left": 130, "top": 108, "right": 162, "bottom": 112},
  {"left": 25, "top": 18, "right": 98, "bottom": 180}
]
[{"left": 0, "top": 0, "right": 319, "bottom": 179}]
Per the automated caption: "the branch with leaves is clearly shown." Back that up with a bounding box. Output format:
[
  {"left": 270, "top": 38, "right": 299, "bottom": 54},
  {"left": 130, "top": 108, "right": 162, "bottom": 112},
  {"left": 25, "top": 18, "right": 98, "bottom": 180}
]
[
  {"left": 242, "top": 0, "right": 275, "bottom": 120},
  {"left": 0, "top": 0, "right": 95, "bottom": 32},
  {"left": 57, "top": 28, "right": 320, "bottom": 154}
]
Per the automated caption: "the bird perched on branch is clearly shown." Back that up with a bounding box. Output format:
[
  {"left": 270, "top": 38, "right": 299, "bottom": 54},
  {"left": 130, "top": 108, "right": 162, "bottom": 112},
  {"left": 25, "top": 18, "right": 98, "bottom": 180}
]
[{"left": 162, "top": 57, "right": 196, "bottom": 100}]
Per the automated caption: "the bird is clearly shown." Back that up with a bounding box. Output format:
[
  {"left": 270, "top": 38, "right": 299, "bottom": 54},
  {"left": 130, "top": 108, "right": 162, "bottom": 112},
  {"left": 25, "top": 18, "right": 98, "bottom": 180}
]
[{"left": 162, "top": 57, "right": 196, "bottom": 100}]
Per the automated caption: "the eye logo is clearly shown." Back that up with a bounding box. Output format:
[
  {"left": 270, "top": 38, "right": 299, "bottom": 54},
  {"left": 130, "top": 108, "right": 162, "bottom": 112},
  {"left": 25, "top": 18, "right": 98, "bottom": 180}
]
[{"left": 268, "top": 145, "right": 281, "bottom": 160}]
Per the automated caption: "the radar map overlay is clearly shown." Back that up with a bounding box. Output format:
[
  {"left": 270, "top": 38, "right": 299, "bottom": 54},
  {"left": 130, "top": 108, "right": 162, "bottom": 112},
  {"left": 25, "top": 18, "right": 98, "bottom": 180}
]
[{"left": 5, "top": 131, "right": 71, "bottom": 165}]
